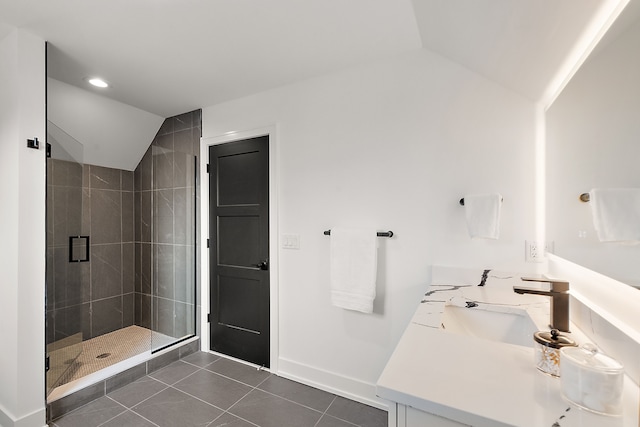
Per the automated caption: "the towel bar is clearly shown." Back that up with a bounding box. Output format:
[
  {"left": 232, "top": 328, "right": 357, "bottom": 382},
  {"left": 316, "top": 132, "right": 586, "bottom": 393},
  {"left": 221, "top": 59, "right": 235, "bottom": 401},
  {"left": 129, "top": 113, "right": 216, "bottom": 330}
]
[
  {"left": 459, "top": 197, "right": 503, "bottom": 206},
  {"left": 579, "top": 193, "right": 590, "bottom": 202},
  {"left": 324, "top": 230, "right": 393, "bottom": 237}
]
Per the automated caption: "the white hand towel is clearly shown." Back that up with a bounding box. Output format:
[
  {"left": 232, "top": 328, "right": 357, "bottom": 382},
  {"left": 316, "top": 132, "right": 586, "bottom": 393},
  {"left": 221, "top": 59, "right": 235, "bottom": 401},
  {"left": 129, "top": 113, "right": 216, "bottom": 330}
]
[
  {"left": 464, "top": 193, "right": 502, "bottom": 239},
  {"left": 330, "top": 227, "right": 378, "bottom": 313},
  {"left": 589, "top": 188, "right": 640, "bottom": 242}
]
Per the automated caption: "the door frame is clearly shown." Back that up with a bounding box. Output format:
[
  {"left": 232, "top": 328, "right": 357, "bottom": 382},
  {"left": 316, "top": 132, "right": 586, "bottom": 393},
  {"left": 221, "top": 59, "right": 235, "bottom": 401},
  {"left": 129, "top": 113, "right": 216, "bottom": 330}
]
[{"left": 200, "top": 125, "right": 279, "bottom": 373}]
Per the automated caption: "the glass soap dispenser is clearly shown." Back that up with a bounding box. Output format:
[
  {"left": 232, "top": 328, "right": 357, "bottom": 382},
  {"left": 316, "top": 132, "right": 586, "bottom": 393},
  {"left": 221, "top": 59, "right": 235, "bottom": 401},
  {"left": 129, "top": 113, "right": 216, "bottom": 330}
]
[{"left": 533, "top": 329, "right": 576, "bottom": 377}]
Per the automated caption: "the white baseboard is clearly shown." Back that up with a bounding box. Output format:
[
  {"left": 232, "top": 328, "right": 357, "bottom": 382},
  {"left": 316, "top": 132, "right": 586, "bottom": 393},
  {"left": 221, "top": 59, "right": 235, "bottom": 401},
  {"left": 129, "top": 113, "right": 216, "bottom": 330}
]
[
  {"left": 277, "top": 357, "right": 390, "bottom": 412},
  {"left": 0, "top": 405, "right": 46, "bottom": 427},
  {"left": 0, "top": 406, "right": 11, "bottom": 427}
]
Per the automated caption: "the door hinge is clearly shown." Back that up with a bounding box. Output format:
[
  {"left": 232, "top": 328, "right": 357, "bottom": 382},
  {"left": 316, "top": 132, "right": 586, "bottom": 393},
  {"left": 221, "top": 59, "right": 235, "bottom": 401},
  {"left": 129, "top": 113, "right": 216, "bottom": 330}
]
[
  {"left": 207, "top": 313, "right": 211, "bottom": 323},
  {"left": 206, "top": 238, "right": 210, "bottom": 248},
  {"left": 45, "top": 355, "right": 50, "bottom": 372},
  {"left": 206, "top": 163, "right": 211, "bottom": 173}
]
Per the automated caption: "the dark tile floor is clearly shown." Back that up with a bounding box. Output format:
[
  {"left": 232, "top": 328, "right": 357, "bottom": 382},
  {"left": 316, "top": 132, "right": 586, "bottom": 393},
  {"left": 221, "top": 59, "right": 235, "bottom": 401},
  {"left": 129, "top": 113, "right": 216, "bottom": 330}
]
[{"left": 50, "top": 352, "right": 388, "bottom": 427}]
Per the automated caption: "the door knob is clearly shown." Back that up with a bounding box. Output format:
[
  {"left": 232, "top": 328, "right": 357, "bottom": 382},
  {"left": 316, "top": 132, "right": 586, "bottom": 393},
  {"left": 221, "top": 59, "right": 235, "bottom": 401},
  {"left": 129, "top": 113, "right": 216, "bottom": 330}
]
[{"left": 256, "top": 259, "right": 269, "bottom": 270}]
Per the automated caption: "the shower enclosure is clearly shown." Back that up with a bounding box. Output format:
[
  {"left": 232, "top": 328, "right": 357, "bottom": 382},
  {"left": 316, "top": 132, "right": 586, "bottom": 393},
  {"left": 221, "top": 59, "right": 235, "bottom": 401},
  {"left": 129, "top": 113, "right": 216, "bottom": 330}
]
[
  {"left": 45, "top": 112, "right": 199, "bottom": 396},
  {"left": 46, "top": 122, "right": 85, "bottom": 395}
]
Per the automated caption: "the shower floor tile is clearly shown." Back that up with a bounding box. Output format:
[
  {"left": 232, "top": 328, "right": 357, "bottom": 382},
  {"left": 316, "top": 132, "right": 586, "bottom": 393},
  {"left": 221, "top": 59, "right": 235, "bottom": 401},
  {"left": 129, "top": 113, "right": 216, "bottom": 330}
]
[{"left": 51, "top": 326, "right": 175, "bottom": 389}]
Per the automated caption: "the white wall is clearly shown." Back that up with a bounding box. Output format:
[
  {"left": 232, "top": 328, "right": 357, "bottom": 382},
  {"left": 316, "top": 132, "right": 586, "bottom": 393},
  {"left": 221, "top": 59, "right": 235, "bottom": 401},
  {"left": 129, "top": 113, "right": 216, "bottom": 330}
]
[
  {"left": 202, "top": 49, "right": 539, "bottom": 406},
  {"left": 0, "top": 29, "right": 47, "bottom": 427}
]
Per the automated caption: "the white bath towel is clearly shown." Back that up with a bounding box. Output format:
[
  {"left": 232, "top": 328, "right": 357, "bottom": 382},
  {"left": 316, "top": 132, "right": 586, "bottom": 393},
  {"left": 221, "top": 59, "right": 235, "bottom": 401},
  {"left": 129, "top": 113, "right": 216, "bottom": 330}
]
[
  {"left": 464, "top": 193, "right": 502, "bottom": 239},
  {"left": 330, "top": 227, "right": 378, "bottom": 313},
  {"left": 589, "top": 188, "right": 640, "bottom": 242}
]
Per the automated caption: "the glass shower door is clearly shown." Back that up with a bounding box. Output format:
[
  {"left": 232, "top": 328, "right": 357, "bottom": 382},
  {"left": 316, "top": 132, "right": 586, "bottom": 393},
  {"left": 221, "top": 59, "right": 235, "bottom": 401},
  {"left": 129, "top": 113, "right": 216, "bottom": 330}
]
[
  {"left": 150, "top": 142, "right": 197, "bottom": 352},
  {"left": 46, "top": 122, "right": 86, "bottom": 395}
]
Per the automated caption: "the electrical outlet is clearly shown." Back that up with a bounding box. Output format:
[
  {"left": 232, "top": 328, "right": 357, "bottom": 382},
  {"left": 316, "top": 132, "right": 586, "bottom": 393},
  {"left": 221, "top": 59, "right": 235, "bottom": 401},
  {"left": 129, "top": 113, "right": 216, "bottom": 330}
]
[
  {"left": 526, "top": 240, "right": 539, "bottom": 262},
  {"left": 525, "top": 240, "right": 555, "bottom": 262}
]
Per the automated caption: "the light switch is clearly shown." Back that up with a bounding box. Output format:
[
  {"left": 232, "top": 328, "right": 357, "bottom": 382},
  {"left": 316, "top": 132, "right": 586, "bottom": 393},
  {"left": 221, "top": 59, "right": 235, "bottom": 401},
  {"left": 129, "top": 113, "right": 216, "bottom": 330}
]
[{"left": 282, "top": 234, "right": 300, "bottom": 249}]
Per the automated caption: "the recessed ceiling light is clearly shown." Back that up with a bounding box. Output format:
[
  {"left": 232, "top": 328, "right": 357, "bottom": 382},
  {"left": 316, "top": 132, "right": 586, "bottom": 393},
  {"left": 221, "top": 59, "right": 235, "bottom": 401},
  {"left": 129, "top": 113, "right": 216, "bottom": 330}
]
[{"left": 88, "top": 78, "right": 109, "bottom": 88}]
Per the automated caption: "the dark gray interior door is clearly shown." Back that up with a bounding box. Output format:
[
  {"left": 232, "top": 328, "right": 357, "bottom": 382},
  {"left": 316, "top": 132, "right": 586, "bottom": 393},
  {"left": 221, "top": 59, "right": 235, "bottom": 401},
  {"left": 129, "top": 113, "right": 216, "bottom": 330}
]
[{"left": 209, "top": 136, "right": 270, "bottom": 367}]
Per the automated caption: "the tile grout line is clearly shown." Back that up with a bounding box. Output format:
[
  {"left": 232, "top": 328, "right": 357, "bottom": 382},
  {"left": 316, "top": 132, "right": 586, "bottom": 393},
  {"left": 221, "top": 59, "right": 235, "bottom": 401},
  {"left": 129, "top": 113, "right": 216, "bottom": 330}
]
[
  {"left": 50, "top": 394, "right": 128, "bottom": 425},
  {"left": 313, "top": 395, "right": 338, "bottom": 427},
  {"left": 211, "top": 367, "right": 272, "bottom": 427},
  {"left": 94, "top": 396, "right": 144, "bottom": 427},
  {"left": 122, "top": 407, "right": 162, "bottom": 427},
  {"left": 254, "top": 379, "right": 342, "bottom": 417},
  {"left": 198, "top": 358, "right": 273, "bottom": 389},
  {"left": 252, "top": 387, "right": 330, "bottom": 416},
  {"left": 195, "top": 362, "right": 363, "bottom": 426},
  {"left": 109, "top": 394, "right": 162, "bottom": 427},
  {"left": 118, "top": 380, "right": 169, "bottom": 410},
  {"left": 168, "top": 357, "right": 271, "bottom": 425},
  {"left": 251, "top": 380, "right": 363, "bottom": 427},
  {"left": 163, "top": 383, "right": 228, "bottom": 413},
  {"left": 105, "top": 379, "right": 173, "bottom": 424},
  {"left": 222, "top": 371, "right": 355, "bottom": 426},
  {"left": 208, "top": 410, "right": 261, "bottom": 427},
  {"left": 179, "top": 361, "right": 219, "bottom": 370},
  {"left": 147, "top": 362, "right": 205, "bottom": 388}
]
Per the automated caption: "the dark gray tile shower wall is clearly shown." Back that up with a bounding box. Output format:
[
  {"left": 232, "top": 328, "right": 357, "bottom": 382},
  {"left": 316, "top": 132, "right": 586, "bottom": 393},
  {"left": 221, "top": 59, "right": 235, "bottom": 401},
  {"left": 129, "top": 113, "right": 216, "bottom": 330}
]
[
  {"left": 47, "top": 160, "right": 135, "bottom": 342},
  {"left": 47, "top": 158, "right": 84, "bottom": 344},
  {"left": 84, "top": 164, "right": 136, "bottom": 339},
  {"left": 134, "top": 109, "right": 201, "bottom": 339}
]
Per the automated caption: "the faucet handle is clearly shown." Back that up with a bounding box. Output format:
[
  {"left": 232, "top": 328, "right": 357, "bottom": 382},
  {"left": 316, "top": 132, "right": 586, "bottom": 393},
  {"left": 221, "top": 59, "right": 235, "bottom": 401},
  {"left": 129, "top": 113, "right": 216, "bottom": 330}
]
[{"left": 520, "top": 277, "right": 569, "bottom": 292}]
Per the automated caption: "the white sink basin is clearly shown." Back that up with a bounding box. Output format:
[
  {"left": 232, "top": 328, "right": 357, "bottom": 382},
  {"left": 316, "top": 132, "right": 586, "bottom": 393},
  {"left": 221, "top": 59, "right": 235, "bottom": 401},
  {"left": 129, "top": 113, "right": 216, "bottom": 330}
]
[{"left": 440, "top": 305, "right": 537, "bottom": 347}]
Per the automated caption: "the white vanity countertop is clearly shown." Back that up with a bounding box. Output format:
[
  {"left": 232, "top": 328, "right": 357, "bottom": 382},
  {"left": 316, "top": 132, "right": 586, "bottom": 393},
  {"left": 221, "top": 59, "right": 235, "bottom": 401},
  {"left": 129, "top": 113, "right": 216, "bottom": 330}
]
[{"left": 376, "top": 266, "right": 640, "bottom": 427}]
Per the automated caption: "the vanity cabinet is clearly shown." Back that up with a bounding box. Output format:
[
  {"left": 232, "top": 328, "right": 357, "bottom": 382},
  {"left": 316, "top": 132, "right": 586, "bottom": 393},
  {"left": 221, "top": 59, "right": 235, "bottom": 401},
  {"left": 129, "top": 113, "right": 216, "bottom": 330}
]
[{"left": 391, "top": 403, "right": 469, "bottom": 427}]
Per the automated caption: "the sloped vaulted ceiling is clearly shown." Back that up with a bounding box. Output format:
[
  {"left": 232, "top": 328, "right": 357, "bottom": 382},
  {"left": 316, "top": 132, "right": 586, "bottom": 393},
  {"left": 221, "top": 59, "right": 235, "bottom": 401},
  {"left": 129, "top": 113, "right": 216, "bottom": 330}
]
[
  {"left": 47, "top": 78, "right": 164, "bottom": 171},
  {"left": 0, "top": 0, "right": 622, "bottom": 170},
  {"left": 411, "top": 0, "right": 612, "bottom": 103},
  {"left": 16, "top": 0, "right": 423, "bottom": 118}
]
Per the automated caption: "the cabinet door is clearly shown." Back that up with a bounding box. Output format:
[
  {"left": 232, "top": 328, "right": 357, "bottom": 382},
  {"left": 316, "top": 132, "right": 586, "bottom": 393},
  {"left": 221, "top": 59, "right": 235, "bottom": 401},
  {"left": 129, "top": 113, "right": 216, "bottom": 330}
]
[{"left": 406, "top": 406, "right": 470, "bottom": 427}]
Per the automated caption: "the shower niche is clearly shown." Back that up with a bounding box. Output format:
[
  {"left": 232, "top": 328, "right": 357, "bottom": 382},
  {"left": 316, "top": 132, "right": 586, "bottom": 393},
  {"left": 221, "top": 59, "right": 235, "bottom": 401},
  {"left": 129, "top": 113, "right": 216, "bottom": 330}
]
[{"left": 45, "top": 111, "right": 200, "bottom": 396}]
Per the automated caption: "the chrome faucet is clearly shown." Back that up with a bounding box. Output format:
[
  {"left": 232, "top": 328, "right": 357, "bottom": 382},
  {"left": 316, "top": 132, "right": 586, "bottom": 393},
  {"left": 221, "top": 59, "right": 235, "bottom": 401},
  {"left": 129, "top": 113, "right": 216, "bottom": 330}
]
[{"left": 513, "top": 277, "right": 570, "bottom": 332}]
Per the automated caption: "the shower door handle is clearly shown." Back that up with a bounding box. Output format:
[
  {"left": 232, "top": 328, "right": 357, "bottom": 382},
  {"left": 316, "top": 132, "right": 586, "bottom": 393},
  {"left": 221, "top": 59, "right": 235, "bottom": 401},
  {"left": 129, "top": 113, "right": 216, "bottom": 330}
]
[
  {"left": 69, "top": 235, "right": 90, "bottom": 262},
  {"left": 255, "top": 259, "right": 269, "bottom": 271}
]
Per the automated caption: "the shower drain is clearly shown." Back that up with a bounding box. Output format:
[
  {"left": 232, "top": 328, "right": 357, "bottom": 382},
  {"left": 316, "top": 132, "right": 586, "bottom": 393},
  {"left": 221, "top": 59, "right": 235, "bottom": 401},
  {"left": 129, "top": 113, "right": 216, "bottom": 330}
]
[{"left": 96, "top": 353, "right": 111, "bottom": 359}]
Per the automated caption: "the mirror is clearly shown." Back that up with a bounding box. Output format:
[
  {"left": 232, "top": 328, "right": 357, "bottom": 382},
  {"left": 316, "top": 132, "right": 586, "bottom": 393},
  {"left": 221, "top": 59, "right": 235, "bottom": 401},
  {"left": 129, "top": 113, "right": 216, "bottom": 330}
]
[{"left": 546, "top": 0, "right": 640, "bottom": 288}]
